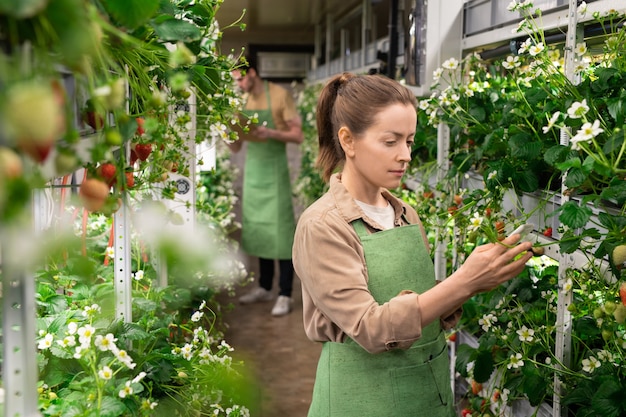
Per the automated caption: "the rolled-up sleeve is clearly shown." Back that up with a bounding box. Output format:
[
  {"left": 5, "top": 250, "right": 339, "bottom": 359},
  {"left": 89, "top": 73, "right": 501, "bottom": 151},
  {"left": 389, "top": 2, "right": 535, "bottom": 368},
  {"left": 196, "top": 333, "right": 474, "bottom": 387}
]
[{"left": 294, "top": 212, "right": 424, "bottom": 354}]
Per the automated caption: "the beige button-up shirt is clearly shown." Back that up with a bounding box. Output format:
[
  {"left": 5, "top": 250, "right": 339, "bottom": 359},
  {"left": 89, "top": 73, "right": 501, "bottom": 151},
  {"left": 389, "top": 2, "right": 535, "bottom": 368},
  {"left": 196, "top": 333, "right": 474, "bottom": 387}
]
[{"left": 293, "top": 173, "right": 461, "bottom": 354}]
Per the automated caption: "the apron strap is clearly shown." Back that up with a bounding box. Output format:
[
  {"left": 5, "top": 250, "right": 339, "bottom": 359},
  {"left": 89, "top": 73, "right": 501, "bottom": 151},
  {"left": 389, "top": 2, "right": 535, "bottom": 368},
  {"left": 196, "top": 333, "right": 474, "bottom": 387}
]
[{"left": 351, "top": 213, "right": 412, "bottom": 239}]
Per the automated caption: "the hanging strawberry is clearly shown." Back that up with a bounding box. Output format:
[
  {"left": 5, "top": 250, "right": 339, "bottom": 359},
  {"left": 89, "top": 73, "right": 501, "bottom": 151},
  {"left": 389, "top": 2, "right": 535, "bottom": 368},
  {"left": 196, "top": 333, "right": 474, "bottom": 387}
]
[
  {"left": 4, "top": 80, "right": 65, "bottom": 163},
  {"left": 613, "top": 245, "right": 626, "bottom": 266},
  {"left": 0, "top": 147, "right": 23, "bottom": 178},
  {"left": 134, "top": 143, "right": 153, "bottom": 161},
  {"left": 79, "top": 179, "right": 110, "bottom": 212},
  {"left": 82, "top": 98, "right": 105, "bottom": 130},
  {"left": 96, "top": 163, "right": 117, "bottom": 186}
]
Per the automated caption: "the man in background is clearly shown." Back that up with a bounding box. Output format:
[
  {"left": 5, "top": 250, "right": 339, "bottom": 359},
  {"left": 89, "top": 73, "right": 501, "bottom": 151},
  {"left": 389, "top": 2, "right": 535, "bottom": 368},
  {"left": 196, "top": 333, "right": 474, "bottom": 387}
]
[{"left": 229, "top": 56, "right": 303, "bottom": 316}]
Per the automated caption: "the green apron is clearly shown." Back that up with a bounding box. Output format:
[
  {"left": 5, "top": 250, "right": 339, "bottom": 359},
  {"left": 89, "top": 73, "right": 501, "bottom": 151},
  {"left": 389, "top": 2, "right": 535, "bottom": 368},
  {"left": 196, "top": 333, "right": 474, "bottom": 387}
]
[
  {"left": 241, "top": 81, "right": 296, "bottom": 260},
  {"left": 308, "top": 219, "right": 455, "bottom": 417}
]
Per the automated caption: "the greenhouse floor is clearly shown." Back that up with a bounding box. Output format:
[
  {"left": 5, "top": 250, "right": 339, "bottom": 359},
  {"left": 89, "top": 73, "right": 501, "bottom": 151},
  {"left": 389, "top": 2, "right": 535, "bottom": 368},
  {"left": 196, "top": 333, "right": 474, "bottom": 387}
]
[
  {"left": 218, "top": 142, "right": 319, "bottom": 416},
  {"left": 219, "top": 271, "right": 321, "bottom": 417}
]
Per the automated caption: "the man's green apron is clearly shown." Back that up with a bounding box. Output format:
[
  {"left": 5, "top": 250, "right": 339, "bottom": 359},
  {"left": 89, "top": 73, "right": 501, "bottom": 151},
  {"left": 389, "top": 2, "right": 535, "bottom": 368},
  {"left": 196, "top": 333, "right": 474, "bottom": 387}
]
[
  {"left": 308, "top": 219, "right": 455, "bottom": 417},
  {"left": 241, "top": 81, "right": 296, "bottom": 260}
]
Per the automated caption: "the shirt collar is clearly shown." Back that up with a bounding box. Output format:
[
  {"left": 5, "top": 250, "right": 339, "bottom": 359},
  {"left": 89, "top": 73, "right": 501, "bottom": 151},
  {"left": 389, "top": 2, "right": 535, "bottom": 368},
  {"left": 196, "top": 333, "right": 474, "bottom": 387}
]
[{"left": 329, "top": 173, "right": 407, "bottom": 230}]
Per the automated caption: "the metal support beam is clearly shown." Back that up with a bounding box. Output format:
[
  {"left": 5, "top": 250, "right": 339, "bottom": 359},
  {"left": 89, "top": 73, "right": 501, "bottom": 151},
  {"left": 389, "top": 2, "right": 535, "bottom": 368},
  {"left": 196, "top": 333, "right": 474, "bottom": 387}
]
[
  {"left": 553, "top": 1, "right": 580, "bottom": 415},
  {"left": 113, "top": 201, "right": 132, "bottom": 322}
]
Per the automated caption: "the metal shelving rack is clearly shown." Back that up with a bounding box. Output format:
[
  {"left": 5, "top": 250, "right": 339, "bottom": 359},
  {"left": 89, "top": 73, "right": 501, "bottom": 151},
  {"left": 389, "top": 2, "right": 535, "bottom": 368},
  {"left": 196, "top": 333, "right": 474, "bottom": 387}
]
[
  {"left": 1, "top": 75, "right": 204, "bottom": 415},
  {"left": 429, "top": 1, "right": 626, "bottom": 416}
]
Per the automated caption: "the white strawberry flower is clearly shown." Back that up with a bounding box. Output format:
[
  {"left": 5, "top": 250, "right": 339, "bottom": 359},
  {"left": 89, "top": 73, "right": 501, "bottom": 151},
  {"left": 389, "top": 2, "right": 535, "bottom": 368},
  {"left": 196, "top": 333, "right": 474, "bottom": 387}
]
[
  {"left": 94, "top": 333, "right": 118, "bottom": 351},
  {"left": 119, "top": 381, "right": 133, "bottom": 398},
  {"left": 77, "top": 325, "right": 96, "bottom": 345},
  {"left": 38, "top": 333, "right": 54, "bottom": 350},
  {"left": 98, "top": 366, "right": 113, "bottom": 380}
]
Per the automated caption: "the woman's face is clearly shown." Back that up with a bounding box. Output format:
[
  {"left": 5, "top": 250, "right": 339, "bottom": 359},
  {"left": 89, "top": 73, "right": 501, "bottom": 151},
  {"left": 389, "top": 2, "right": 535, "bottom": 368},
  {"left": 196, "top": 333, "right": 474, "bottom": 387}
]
[{"left": 343, "top": 103, "right": 416, "bottom": 196}]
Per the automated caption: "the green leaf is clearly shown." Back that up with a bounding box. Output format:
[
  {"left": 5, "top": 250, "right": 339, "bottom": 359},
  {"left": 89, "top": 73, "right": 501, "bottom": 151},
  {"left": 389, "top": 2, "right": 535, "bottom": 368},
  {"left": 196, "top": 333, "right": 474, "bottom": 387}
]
[
  {"left": 0, "top": 0, "right": 48, "bottom": 18},
  {"left": 559, "top": 201, "right": 592, "bottom": 229},
  {"left": 515, "top": 168, "right": 539, "bottom": 193},
  {"left": 119, "top": 322, "right": 152, "bottom": 341},
  {"left": 603, "top": 130, "right": 625, "bottom": 154},
  {"left": 102, "top": 0, "right": 160, "bottom": 29},
  {"left": 591, "top": 379, "right": 625, "bottom": 417},
  {"left": 151, "top": 16, "right": 202, "bottom": 42},
  {"left": 473, "top": 349, "right": 494, "bottom": 383},
  {"left": 511, "top": 140, "right": 542, "bottom": 160},
  {"left": 44, "top": 294, "right": 69, "bottom": 314},
  {"left": 559, "top": 231, "right": 582, "bottom": 253},
  {"left": 522, "top": 366, "right": 548, "bottom": 406},
  {"left": 556, "top": 157, "right": 582, "bottom": 171},
  {"left": 524, "top": 87, "right": 548, "bottom": 106},
  {"left": 44, "top": 0, "right": 95, "bottom": 68},
  {"left": 595, "top": 67, "right": 620, "bottom": 91},
  {"left": 600, "top": 178, "right": 626, "bottom": 205},
  {"left": 98, "top": 396, "right": 127, "bottom": 417},
  {"left": 455, "top": 343, "right": 476, "bottom": 377},
  {"left": 544, "top": 144, "right": 569, "bottom": 166},
  {"left": 606, "top": 97, "right": 624, "bottom": 122},
  {"left": 574, "top": 316, "right": 601, "bottom": 339},
  {"left": 564, "top": 167, "right": 588, "bottom": 188},
  {"left": 451, "top": 152, "right": 474, "bottom": 173},
  {"left": 118, "top": 118, "right": 139, "bottom": 142},
  {"left": 468, "top": 106, "right": 486, "bottom": 123}
]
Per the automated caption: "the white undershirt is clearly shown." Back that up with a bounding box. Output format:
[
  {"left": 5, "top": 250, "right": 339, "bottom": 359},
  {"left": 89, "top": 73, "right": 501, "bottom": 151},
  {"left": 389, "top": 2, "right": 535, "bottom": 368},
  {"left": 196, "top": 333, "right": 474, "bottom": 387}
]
[{"left": 356, "top": 200, "right": 395, "bottom": 230}]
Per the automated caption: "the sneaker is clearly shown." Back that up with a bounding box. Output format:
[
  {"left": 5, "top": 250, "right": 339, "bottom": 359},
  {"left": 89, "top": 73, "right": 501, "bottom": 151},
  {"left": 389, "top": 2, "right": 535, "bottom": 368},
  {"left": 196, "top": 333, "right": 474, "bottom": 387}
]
[
  {"left": 271, "top": 295, "right": 293, "bottom": 316},
  {"left": 239, "top": 287, "right": 274, "bottom": 304}
]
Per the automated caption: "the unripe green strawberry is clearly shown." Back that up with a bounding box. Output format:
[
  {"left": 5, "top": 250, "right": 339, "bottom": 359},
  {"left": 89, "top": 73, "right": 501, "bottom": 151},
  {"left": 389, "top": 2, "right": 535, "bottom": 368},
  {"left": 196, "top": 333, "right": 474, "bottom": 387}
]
[
  {"left": 604, "top": 301, "right": 617, "bottom": 315},
  {"left": 104, "top": 128, "right": 122, "bottom": 146},
  {"left": 54, "top": 151, "right": 79, "bottom": 176},
  {"left": 613, "top": 304, "right": 626, "bottom": 325},
  {"left": 3, "top": 81, "right": 63, "bottom": 144},
  {"left": 613, "top": 245, "right": 626, "bottom": 265},
  {"left": 593, "top": 308, "right": 604, "bottom": 319},
  {"left": 601, "top": 329, "right": 613, "bottom": 342},
  {"left": 0, "top": 147, "right": 23, "bottom": 178}
]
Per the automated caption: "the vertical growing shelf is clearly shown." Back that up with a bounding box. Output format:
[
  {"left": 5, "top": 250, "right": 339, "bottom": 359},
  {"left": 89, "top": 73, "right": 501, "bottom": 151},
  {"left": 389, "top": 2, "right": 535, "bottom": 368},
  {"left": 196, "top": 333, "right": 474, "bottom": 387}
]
[{"left": 408, "top": 0, "right": 626, "bottom": 416}]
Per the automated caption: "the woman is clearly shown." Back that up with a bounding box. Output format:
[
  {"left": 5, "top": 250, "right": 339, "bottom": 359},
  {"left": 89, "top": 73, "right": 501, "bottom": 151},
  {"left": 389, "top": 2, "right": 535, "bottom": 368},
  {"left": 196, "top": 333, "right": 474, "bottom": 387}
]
[{"left": 292, "top": 72, "right": 532, "bottom": 417}]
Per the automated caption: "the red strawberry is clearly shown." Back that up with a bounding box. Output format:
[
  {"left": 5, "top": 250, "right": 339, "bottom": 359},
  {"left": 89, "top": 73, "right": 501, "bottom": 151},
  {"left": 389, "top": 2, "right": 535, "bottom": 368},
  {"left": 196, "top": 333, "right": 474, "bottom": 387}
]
[
  {"left": 79, "top": 179, "right": 110, "bottom": 212},
  {"left": 83, "top": 111, "right": 104, "bottom": 130},
  {"left": 620, "top": 282, "right": 626, "bottom": 306},
  {"left": 492, "top": 389, "right": 501, "bottom": 401},
  {"left": 97, "top": 163, "right": 117, "bottom": 186},
  {"left": 495, "top": 220, "right": 505, "bottom": 234},
  {"left": 448, "top": 332, "right": 457, "bottom": 342},
  {"left": 485, "top": 207, "right": 492, "bottom": 217},
  {"left": 543, "top": 227, "right": 553, "bottom": 237},
  {"left": 136, "top": 117, "right": 145, "bottom": 136},
  {"left": 471, "top": 380, "right": 483, "bottom": 395},
  {"left": 124, "top": 171, "right": 135, "bottom": 188},
  {"left": 461, "top": 409, "right": 472, "bottom": 417},
  {"left": 18, "top": 141, "right": 54, "bottom": 163},
  {"left": 135, "top": 143, "right": 152, "bottom": 161},
  {"left": 130, "top": 149, "right": 138, "bottom": 165}
]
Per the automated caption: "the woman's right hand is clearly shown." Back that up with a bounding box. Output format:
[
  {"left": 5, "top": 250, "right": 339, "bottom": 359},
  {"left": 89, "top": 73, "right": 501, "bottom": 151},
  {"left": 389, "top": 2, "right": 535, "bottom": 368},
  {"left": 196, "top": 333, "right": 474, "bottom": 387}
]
[{"left": 453, "top": 234, "right": 533, "bottom": 296}]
